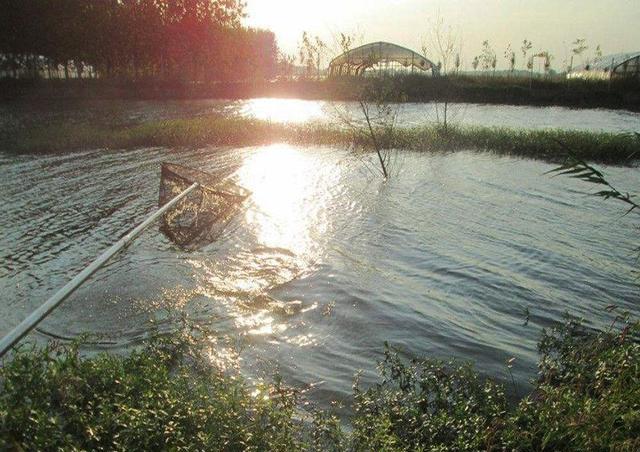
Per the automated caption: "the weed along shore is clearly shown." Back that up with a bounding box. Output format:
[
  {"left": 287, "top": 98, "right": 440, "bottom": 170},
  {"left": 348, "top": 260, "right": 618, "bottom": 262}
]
[
  {"left": 1, "top": 318, "right": 638, "bottom": 450},
  {"left": 4, "top": 76, "right": 640, "bottom": 112},
  {"left": 4, "top": 115, "right": 639, "bottom": 165}
]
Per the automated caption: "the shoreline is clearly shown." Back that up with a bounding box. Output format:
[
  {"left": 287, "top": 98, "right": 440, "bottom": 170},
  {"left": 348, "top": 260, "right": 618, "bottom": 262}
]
[
  {"left": 4, "top": 115, "right": 639, "bottom": 165},
  {"left": 3, "top": 76, "right": 640, "bottom": 112},
  {"left": 1, "top": 318, "right": 637, "bottom": 450}
]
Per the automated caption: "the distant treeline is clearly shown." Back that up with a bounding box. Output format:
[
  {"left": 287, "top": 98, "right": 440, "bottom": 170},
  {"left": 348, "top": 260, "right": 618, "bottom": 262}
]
[
  {"left": 4, "top": 74, "right": 639, "bottom": 111},
  {"left": 0, "top": 0, "right": 278, "bottom": 82}
]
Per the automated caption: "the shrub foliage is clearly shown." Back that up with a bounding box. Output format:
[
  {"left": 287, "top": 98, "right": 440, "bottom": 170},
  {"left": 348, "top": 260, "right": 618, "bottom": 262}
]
[
  {"left": 0, "top": 332, "right": 315, "bottom": 451},
  {"left": 0, "top": 317, "right": 638, "bottom": 450}
]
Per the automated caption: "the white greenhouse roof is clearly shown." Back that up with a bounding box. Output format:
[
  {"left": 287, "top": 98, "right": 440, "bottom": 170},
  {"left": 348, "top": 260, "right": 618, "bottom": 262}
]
[
  {"left": 573, "top": 51, "right": 640, "bottom": 72},
  {"left": 329, "top": 42, "right": 437, "bottom": 71}
]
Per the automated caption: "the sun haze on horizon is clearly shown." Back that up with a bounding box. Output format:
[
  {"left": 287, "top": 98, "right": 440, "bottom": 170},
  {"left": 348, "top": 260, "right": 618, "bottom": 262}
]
[{"left": 244, "top": 0, "right": 640, "bottom": 70}]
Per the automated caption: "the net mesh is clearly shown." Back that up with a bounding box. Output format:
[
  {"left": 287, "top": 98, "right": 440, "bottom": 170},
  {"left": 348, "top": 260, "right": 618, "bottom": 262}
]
[{"left": 159, "top": 162, "right": 250, "bottom": 249}]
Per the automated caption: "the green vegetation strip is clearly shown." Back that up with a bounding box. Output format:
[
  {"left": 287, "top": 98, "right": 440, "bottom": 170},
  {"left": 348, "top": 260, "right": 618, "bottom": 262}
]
[
  {"left": 0, "top": 318, "right": 638, "bottom": 450},
  {"left": 6, "top": 115, "right": 639, "bottom": 164}
]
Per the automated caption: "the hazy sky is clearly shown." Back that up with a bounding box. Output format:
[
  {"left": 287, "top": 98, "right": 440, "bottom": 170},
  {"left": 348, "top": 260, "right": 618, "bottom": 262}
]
[{"left": 244, "top": 0, "right": 640, "bottom": 70}]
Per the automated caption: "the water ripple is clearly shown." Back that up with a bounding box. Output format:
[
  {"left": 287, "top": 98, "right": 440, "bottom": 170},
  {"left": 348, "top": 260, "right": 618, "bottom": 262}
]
[{"left": 1, "top": 144, "right": 638, "bottom": 416}]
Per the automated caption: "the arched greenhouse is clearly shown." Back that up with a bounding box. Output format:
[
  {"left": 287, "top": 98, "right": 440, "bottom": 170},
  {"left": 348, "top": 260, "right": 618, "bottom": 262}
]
[
  {"left": 328, "top": 42, "right": 439, "bottom": 77},
  {"left": 568, "top": 52, "right": 640, "bottom": 80}
]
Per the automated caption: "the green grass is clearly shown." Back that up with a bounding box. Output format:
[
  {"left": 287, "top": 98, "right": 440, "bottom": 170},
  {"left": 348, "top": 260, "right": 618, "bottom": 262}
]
[
  {"left": 4, "top": 114, "right": 639, "bottom": 165},
  {"left": 1, "top": 317, "right": 638, "bottom": 450}
]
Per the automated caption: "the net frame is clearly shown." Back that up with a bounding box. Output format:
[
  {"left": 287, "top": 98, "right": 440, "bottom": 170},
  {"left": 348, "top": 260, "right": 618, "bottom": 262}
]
[{"left": 159, "top": 162, "right": 250, "bottom": 248}]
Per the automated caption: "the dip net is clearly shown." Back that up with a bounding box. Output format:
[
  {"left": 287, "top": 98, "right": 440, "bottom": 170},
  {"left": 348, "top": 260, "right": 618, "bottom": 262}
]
[{"left": 159, "top": 162, "right": 250, "bottom": 249}]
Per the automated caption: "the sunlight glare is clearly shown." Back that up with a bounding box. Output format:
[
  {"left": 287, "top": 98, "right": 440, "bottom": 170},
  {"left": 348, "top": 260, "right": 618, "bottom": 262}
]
[
  {"left": 237, "top": 144, "right": 330, "bottom": 257},
  {"left": 191, "top": 144, "right": 340, "bottom": 349},
  {"left": 241, "top": 98, "right": 325, "bottom": 124}
]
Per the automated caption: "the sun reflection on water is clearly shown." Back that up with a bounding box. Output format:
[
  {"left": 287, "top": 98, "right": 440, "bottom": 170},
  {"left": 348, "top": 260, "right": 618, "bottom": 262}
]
[
  {"left": 237, "top": 144, "right": 331, "bottom": 258},
  {"left": 240, "top": 98, "right": 325, "bottom": 124},
  {"left": 195, "top": 144, "right": 341, "bottom": 349}
]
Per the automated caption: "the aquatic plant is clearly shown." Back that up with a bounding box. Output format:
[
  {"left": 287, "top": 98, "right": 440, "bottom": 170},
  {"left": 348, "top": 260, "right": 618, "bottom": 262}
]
[
  {"left": 548, "top": 136, "right": 640, "bottom": 267},
  {"left": 5, "top": 115, "right": 640, "bottom": 166},
  {"left": 549, "top": 140, "right": 640, "bottom": 215},
  {"left": 334, "top": 80, "right": 406, "bottom": 178},
  {"left": 350, "top": 316, "right": 640, "bottom": 451}
]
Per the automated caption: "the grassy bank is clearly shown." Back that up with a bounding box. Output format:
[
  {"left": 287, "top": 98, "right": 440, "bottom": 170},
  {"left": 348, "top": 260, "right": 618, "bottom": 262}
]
[
  {"left": 1, "top": 318, "right": 638, "bottom": 450},
  {"left": 3, "top": 75, "right": 640, "bottom": 111},
  {"left": 4, "top": 114, "right": 639, "bottom": 165}
]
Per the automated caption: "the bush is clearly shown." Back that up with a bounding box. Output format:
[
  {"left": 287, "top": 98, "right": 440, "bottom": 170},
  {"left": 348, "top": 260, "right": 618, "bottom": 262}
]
[
  {"left": 0, "top": 317, "right": 637, "bottom": 450},
  {"left": 350, "top": 344, "right": 506, "bottom": 451},
  {"left": 500, "top": 317, "right": 640, "bottom": 451},
  {"left": 0, "top": 331, "right": 314, "bottom": 451}
]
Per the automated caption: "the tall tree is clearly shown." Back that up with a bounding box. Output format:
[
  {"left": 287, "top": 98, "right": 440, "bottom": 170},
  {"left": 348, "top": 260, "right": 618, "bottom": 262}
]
[{"left": 0, "top": 0, "right": 273, "bottom": 83}]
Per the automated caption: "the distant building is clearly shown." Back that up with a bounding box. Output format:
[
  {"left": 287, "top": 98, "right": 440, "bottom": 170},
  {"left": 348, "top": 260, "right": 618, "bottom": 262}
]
[
  {"left": 567, "top": 52, "right": 640, "bottom": 80},
  {"left": 328, "top": 42, "right": 439, "bottom": 77}
]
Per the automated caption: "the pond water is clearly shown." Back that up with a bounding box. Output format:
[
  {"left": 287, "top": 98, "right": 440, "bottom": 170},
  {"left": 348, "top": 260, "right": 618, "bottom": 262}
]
[
  {"left": 1, "top": 97, "right": 639, "bottom": 138},
  {"left": 1, "top": 143, "right": 638, "bottom": 417}
]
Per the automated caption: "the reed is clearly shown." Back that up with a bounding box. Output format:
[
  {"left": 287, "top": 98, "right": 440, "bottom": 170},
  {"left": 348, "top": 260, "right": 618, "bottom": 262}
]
[{"left": 6, "top": 115, "right": 638, "bottom": 165}]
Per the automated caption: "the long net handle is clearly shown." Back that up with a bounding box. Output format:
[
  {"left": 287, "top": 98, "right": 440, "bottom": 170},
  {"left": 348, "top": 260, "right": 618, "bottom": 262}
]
[{"left": 0, "top": 182, "right": 199, "bottom": 359}]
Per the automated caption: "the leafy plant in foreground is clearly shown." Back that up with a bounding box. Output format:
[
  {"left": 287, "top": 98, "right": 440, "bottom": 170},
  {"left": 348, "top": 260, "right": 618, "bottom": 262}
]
[
  {"left": 501, "top": 316, "right": 640, "bottom": 451},
  {"left": 0, "top": 330, "right": 312, "bottom": 451},
  {"left": 1, "top": 317, "right": 639, "bottom": 450},
  {"left": 350, "top": 343, "right": 507, "bottom": 451}
]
